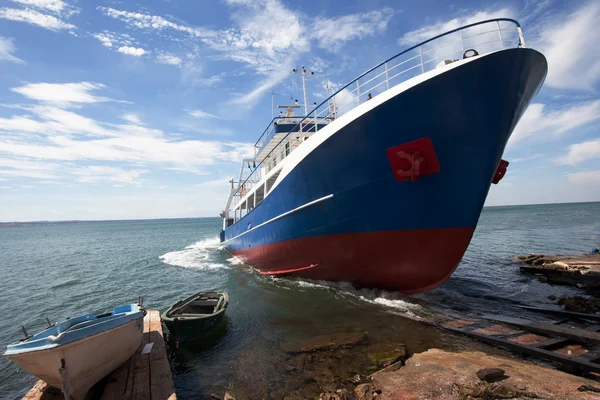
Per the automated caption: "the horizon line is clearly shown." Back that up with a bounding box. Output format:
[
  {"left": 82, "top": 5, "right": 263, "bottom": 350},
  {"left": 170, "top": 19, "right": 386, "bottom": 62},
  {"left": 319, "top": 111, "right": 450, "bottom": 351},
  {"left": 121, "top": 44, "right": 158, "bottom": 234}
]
[{"left": 0, "top": 200, "right": 598, "bottom": 225}]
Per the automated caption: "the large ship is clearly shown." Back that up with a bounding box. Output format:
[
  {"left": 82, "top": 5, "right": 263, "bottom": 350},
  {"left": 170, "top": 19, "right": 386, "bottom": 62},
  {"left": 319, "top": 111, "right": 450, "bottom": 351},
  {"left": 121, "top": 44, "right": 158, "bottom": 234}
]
[{"left": 219, "top": 19, "right": 548, "bottom": 293}]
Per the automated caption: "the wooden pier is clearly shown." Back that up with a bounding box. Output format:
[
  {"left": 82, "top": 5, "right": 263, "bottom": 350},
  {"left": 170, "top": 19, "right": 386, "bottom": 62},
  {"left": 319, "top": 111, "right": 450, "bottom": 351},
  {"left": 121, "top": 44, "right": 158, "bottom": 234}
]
[{"left": 23, "top": 309, "right": 176, "bottom": 400}]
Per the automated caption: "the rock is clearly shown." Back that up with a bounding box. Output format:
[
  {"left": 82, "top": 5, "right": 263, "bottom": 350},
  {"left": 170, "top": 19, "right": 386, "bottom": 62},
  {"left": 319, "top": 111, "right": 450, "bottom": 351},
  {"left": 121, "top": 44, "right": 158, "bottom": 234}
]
[
  {"left": 281, "top": 332, "right": 367, "bottom": 353},
  {"left": 366, "top": 343, "right": 406, "bottom": 368},
  {"left": 548, "top": 295, "right": 557, "bottom": 301},
  {"left": 563, "top": 296, "right": 600, "bottom": 313},
  {"left": 371, "top": 349, "right": 600, "bottom": 400},
  {"left": 578, "top": 384, "right": 600, "bottom": 393},
  {"left": 223, "top": 392, "right": 235, "bottom": 400},
  {"left": 354, "top": 383, "right": 373, "bottom": 400},
  {"left": 317, "top": 389, "right": 351, "bottom": 400},
  {"left": 476, "top": 367, "right": 505, "bottom": 382},
  {"left": 348, "top": 374, "right": 362, "bottom": 383}
]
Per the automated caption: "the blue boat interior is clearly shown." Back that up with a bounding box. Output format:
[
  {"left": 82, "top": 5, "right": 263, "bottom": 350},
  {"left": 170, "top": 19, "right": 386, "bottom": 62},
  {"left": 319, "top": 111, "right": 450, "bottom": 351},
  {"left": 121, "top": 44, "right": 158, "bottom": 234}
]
[{"left": 4, "top": 304, "right": 143, "bottom": 355}]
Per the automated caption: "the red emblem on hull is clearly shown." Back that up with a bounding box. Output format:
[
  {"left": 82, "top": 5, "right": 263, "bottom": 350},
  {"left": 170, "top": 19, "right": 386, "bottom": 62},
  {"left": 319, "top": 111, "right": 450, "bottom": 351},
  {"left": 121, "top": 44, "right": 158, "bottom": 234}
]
[
  {"left": 492, "top": 159, "right": 509, "bottom": 184},
  {"left": 386, "top": 137, "right": 440, "bottom": 182}
]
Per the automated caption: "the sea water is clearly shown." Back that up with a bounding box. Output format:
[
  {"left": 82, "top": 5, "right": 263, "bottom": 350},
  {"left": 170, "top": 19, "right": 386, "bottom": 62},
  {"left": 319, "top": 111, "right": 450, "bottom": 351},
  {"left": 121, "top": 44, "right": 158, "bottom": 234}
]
[{"left": 0, "top": 202, "right": 598, "bottom": 399}]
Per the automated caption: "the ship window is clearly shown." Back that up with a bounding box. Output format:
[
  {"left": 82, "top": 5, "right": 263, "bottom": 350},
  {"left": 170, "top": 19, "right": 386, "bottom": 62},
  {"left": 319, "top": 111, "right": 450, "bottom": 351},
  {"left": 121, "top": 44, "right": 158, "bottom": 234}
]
[
  {"left": 285, "top": 142, "right": 290, "bottom": 156},
  {"left": 254, "top": 184, "right": 265, "bottom": 206}
]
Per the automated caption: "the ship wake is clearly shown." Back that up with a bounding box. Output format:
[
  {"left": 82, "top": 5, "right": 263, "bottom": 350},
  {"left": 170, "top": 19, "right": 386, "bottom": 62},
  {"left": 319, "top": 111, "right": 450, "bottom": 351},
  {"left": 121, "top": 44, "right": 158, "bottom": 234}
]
[{"left": 159, "top": 237, "right": 227, "bottom": 270}]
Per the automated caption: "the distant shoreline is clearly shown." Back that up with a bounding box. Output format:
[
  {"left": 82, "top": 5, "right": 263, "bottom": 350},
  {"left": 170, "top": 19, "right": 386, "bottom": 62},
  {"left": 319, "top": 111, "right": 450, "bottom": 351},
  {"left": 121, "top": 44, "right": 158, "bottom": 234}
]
[{"left": 1, "top": 200, "right": 598, "bottom": 225}]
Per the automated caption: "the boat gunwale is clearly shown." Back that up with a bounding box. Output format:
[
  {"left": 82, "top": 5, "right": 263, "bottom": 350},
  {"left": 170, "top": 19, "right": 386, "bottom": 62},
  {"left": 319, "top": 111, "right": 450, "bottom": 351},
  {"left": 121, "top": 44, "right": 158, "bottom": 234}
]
[
  {"left": 161, "top": 291, "right": 229, "bottom": 322},
  {"left": 3, "top": 315, "right": 143, "bottom": 357}
]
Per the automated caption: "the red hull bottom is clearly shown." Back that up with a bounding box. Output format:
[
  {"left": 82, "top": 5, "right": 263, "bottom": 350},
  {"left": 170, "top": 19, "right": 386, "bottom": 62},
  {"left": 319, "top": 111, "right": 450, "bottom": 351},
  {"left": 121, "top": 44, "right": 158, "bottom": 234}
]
[{"left": 230, "top": 227, "right": 475, "bottom": 294}]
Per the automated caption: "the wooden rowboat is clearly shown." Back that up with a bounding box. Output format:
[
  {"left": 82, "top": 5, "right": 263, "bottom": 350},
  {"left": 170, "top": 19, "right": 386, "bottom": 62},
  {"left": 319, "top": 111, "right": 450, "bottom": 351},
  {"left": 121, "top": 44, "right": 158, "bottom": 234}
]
[{"left": 161, "top": 291, "right": 228, "bottom": 341}]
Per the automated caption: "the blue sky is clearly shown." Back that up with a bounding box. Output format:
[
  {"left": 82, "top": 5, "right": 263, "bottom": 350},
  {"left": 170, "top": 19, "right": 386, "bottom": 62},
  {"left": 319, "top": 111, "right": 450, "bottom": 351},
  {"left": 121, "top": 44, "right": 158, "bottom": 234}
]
[{"left": 0, "top": 0, "right": 598, "bottom": 221}]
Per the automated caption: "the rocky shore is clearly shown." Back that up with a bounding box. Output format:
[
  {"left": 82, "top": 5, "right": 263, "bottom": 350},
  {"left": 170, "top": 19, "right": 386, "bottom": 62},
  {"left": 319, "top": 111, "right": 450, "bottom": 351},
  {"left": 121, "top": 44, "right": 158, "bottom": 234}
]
[
  {"left": 214, "top": 330, "right": 600, "bottom": 400},
  {"left": 518, "top": 252, "right": 600, "bottom": 313},
  {"left": 517, "top": 253, "right": 600, "bottom": 288}
]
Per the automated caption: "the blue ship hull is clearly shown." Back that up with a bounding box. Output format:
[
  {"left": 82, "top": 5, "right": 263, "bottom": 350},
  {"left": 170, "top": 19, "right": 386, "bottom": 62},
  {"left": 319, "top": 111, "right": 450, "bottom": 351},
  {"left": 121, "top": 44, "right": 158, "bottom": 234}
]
[{"left": 221, "top": 48, "right": 547, "bottom": 293}]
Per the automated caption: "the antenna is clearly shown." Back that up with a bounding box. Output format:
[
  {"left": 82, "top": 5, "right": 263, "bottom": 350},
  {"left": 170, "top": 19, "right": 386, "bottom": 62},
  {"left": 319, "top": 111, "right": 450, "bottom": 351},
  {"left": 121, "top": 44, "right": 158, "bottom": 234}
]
[
  {"left": 271, "top": 88, "right": 274, "bottom": 119},
  {"left": 293, "top": 66, "right": 315, "bottom": 117}
]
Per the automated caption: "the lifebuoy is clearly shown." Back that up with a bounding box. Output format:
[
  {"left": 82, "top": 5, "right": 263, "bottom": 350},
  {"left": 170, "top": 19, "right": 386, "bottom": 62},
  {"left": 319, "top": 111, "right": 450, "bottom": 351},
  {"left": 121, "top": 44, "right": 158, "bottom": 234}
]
[{"left": 462, "top": 49, "right": 479, "bottom": 59}]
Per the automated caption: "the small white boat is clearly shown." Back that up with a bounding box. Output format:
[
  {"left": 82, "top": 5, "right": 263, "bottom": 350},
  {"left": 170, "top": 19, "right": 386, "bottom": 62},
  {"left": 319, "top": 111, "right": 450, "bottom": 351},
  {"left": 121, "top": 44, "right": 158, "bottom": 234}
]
[{"left": 3, "top": 303, "right": 144, "bottom": 400}]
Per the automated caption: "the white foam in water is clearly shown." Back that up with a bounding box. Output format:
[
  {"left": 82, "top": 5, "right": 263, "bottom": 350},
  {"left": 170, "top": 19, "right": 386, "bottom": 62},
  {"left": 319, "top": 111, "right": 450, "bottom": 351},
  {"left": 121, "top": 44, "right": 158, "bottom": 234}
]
[
  {"left": 159, "top": 237, "right": 226, "bottom": 270},
  {"left": 227, "top": 256, "right": 244, "bottom": 265},
  {"left": 270, "top": 277, "right": 421, "bottom": 316}
]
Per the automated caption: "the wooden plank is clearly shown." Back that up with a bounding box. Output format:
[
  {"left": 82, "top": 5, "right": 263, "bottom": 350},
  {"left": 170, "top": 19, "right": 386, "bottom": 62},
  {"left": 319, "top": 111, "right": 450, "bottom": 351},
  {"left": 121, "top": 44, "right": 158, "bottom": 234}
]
[
  {"left": 131, "top": 310, "right": 152, "bottom": 400},
  {"left": 100, "top": 358, "right": 132, "bottom": 399},
  {"left": 443, "top": 325, "right": 600, "bottom": 374},
  {"left": 535, "top": 337, "right": 571, "bottom": 350},
  {"left": 22, "top": 380, "right": 64, "bottom": 400},
  {"left": 150, "top": 346, "right": 177, "bottom": 400},
  {"left": 489, "top": 317, "right": 600, "bottom": 345},
  {"left": 149, "top": 309, "right": 176, "bottom": 400},
  {"left": 517, "top": 306, "right": 600, "bottom": 321}
]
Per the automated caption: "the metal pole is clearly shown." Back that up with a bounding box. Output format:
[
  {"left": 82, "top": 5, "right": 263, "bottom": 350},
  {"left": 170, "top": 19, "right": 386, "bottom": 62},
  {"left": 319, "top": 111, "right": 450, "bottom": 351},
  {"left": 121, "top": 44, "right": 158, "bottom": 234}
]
[
  {"left": 356, "top": 80, "right": 361, "bottom": 105},
  {"left": 385, "top": 62, "right": 389, "bottom": 90},
  {"left": 419, "top": 46, "right": 424, "bottom": 73},
  {"left": 497, "top": 21, "right": 504, "bottom": 48},
  {"left": 517, "top": 26, "right": 526, "bottom": 47},
  {"left": 302, "top": 71, "right": 309, "bottom": 116}
]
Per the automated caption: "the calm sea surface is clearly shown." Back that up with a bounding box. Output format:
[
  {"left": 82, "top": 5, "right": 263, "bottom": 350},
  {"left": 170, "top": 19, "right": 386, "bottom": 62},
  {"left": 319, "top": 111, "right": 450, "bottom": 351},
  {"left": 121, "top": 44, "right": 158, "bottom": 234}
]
[{"left": 1, "top": 202, "right": 599, "bottom": 399}]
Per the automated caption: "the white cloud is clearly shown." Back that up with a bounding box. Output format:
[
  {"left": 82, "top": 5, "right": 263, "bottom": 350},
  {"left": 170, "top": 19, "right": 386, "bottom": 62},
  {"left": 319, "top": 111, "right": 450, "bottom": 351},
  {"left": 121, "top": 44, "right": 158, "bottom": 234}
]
[
  {"left": 509, "top": 100, "right": 600, "bottom": 146},
  {"left": 0, "top": 7, "right": 75, "bottom": 31},
  {"left": 0, "top": 35, "right": 23, "bottom": 64},
  {"left": 98, "top": 0, "right": 395, "bottom": 108},
  {"left": 312, "top": 8, "right": 395, "bottom": 51},
  {"left": 92, "top": 31, "right": 136, "bottom": 49},
  {"left": 117, "top": 46, "right": 146, "bottom": 56},
  {"left": 532, "top": 2, "right": 600, "bottom": 90},
  {"left": 0, "top": 168, "right": 57, "bottom": 179},
  {"left": 73, "top": 166, "right": 148, "bottom": 184},
  {"left": 568, "top": 170, "right": 600, "bottom": 184},
  {"left": 93, "top": 33, "right": 113, "bottom": 48},
  {"left": 188, "top": 110, "right": 220, "bottom": 119},
  {"left": 121, "top": 113, "right": 143, "bottom": 125},
  {"left": 97, "top": 6, "right": 210, "bottom": 37},
  {"left": 398, "top": 8, "right": 514, "bottom": 45},
  {"left": 193, "top": 74, "right": 224, "bottom": 87},
  {"left": 10, "top": 0, "right": 77, "bottom": 17},
  {"left": 156, "top": 53, "right": 182, "bottom": 65},
  {"left": 0, "top": 157, "right": 59, "bottom": 179},
  {"left": 0, "top": 81, "right": 254, "bottom": 180},
  {"left": 559, "top": 139, "right": 600, "bottom": 165},
  {"left": 11, "top": 82, "right": 121, "bottom": 106}
]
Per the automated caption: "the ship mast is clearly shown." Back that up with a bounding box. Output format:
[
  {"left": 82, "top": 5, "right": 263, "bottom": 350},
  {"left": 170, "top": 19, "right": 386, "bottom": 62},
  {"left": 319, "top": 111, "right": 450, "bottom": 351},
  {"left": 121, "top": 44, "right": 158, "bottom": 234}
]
[{"left": 293, "top": 66, "right": 314, "bottom": 116}]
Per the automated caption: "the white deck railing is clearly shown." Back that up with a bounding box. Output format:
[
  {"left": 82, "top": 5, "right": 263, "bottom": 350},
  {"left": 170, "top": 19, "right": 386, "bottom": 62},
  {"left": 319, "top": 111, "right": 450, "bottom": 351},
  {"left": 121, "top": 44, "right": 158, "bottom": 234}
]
[{"left": 227, "top": 18, "right": 525, "bottom": 219}]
